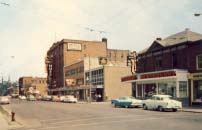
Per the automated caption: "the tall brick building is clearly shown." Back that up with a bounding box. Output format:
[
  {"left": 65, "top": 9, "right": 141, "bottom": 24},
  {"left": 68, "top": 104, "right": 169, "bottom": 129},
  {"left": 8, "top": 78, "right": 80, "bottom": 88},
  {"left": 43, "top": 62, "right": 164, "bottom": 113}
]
[
  {"left": 46, "top": 38, "right": 107, "bottom": 90},
  {"left": 46, "top": 38, "right": 131, "bottom": 99},
  {"left": 122, "top": 29, "right": 202, "bottom": 106}
]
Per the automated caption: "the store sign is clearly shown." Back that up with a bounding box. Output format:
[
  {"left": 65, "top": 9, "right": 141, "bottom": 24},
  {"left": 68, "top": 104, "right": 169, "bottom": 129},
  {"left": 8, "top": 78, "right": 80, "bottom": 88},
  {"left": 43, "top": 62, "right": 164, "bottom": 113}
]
[
  {"left": 67, "top": 43, "right": 82, "bottom": 51},
  {"left": 66, "top": 79, "right": 76, "bottom": 86},
  {"left": 121, "top": 75, "right": 137, "bottom": 82},
  {"left": 140, "top": 71, "right": 176, "bottom": 79}
]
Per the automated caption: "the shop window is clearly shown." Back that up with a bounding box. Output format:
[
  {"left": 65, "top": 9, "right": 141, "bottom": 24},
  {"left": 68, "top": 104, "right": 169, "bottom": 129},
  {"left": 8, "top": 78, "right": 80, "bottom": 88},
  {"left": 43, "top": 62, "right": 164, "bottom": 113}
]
[
  {"left": 158, "top": 82, "right": 176, "bottom": 98},
  {"left": 137, "top": 85, "right": 143, "bottom": 97},
  {"left": 196, "top": 54, "right": 202, "bottom": 70},
  {"left": 193, "top": 81, "right": 202, "bottom": 102},
  {"left": 179, "top": 81, "right": 188, "bottom": 97}
]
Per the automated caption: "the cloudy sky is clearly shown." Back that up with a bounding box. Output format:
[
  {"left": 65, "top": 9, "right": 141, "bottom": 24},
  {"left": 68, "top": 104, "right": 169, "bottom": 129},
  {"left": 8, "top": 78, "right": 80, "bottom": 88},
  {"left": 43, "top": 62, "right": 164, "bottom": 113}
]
[{"left": 0, "top": 0, "right": 202, "bottom": 81}]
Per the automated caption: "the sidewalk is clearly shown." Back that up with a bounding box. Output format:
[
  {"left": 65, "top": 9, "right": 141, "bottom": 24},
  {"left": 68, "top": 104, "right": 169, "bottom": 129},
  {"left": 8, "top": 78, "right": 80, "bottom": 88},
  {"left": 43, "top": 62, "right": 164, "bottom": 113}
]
[
  {"left": 181, "top": 107, "right": 202, "bottom": 113},
  {"left": 0, "top": 106, "right": 22, "bottom": 130},
  {"left": 0, "top": 112, "right": 9, "bottom": 130}
]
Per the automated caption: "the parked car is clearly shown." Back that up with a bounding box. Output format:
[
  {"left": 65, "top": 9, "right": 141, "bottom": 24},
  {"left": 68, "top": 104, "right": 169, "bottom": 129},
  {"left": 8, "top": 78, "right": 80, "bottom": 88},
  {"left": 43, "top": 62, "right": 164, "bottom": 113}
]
[
  {"left": 59, "top": 96, "right": 66, "bottom": 102},
  {"left": 36, "top": 95, "right": 42, "bottom": 101},
  {"left": 142, "top": 95, "right": 182, "bottom": 112},
  {"left": 42, "top": 95, "right": 52, "bottom": 101},
  {"left": 111, "top": 96, "right": 142, "bottom": 108},
  {"left": 0, "top": 96, "right": 10, "bottom": 104},
  {"left": 19, "top": 95, "right": 27, "bottom": 100},
  {"left": 27, "top": 95, "right": 36, "bottom": 101},
  {"left": 52, "top": 96, "right": 60, "bottom": 102},
  {"left": 63, "top": 95, "right": 77, "bottom": 103}
]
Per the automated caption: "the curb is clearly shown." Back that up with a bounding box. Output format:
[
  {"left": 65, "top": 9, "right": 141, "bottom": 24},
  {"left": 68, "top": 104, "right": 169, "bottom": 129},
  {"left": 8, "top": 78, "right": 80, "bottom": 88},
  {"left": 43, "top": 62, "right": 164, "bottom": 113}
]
[
  {"left": 181, "top": 109, "right": 202, "bottom": 113},
  {"left": 0, "top": 105, "right": 24, "bottom": 129}
]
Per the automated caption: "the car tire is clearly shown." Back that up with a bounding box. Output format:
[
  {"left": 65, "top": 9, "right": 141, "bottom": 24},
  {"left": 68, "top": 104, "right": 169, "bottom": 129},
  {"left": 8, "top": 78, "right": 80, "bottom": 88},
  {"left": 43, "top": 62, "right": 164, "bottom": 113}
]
[
  {"left": 158, "top": 106, "right": 164, "bottom": 112},
  {"left": 143, "top": 104, "right": 148, "bottom": 110},
  {"left": 113, "top": 103, "right": 117, "bottom": 108},
  {"left": 172, "top": 109, "right": 177, "bottom": 112}
]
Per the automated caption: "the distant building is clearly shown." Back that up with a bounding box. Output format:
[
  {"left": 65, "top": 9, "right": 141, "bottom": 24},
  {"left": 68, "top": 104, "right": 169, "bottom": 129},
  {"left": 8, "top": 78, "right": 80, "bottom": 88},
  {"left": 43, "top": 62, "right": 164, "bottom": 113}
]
[
  {"left": 19, "top": 77, "right": 47, "bottom": 96},
  {"left": 122, "top": 29, "right": 202, "bottom": 106}
]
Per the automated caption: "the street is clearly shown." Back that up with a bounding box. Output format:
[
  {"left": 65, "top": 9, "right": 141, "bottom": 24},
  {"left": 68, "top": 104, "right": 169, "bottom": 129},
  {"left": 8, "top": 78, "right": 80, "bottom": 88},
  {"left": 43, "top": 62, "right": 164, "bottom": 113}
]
[{"left": 2, "top": 99, "right": 201, "bottom": 130}]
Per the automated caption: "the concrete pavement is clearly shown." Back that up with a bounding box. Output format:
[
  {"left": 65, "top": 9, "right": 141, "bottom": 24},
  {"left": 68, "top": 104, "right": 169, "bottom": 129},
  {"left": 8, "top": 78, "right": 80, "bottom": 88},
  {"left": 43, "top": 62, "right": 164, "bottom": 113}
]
[
  {"left": 0, "top": 105, "right": 22, "bottom": 130},
  {"left": 3, "top": 99, "right": 202, "bottom": 130}
]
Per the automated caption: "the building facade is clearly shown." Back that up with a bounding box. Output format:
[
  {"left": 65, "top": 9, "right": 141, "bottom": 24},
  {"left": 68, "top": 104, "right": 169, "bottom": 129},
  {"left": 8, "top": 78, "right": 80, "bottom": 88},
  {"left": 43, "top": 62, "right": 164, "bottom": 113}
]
[
  {"left": 46, "top": 38, "right": 131, "bottom": 100},
  {"left": 122, "top": 29, "right": 202, "bottom": 106},
  {"left": 46, "top": 38, "right": 108, "bottom": 92},
  {"left": 19, "top": 77, "right": 47, "bottom": 96}
]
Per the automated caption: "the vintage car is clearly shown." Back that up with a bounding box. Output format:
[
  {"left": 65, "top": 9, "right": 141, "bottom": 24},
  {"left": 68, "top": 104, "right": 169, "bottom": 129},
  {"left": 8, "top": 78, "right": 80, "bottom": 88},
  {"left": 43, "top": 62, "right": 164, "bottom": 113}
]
[
  {"left": 27, "top": 95, "right": 36, "bottom": 101},
  {"left": 0, "top": 96, "right": 10, "bottom": 104},
  {"left": 142, "top": 95, "right": 182, "bottom": 112},
  {"left": 111, "top": 96, "right": 142, "bottom": 108},
  {"left": 19, "top": 95, "right": 27, "bottom": 100},
  {"left": 63, "top": 95, "right": 77, "bottom": 103}
]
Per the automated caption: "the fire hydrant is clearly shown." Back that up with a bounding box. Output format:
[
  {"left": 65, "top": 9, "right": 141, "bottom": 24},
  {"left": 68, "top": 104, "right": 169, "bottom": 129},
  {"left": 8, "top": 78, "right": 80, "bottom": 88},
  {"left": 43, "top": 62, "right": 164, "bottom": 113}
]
[{"left": 11, "top": 111, "right": 15, "bottom": 121}]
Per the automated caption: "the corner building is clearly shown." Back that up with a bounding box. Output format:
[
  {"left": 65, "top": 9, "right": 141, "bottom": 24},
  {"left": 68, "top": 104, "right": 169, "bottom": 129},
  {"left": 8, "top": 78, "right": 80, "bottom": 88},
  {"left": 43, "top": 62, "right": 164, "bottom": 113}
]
[{"left": 122, "top": 29, "right": 202, "bottom": 106}]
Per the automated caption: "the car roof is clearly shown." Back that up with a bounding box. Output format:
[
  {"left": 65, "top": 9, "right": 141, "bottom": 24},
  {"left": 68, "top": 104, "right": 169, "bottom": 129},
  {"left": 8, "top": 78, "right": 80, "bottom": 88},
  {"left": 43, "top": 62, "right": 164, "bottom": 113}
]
[{"left": 152, "top": 95, "right": 172, "bottom": 98}]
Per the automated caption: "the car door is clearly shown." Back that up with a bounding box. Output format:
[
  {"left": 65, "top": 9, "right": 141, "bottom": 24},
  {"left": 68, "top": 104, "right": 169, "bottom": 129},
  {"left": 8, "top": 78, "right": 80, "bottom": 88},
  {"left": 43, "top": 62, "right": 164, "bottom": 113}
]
[
  {"left": 118, "top": 97, "right": 128, "bottom": 107},
  {"left": 149, "top": 96, "right": 156, "bottom": 109},
  {"left": 154, "top": 97, "right": 161, "bottom": 109}
]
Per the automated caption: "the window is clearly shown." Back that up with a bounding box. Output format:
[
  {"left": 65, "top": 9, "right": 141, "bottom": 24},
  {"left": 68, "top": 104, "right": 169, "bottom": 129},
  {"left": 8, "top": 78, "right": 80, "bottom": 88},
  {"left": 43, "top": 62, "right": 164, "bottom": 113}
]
[
  {"left": 172, "top": 53, "right": 177, "bottom": 68},
  {"left": 196, "top": 55, "right": 202, "bottom": 70},
  {"left": 179, "top": 81, "right": 188, "bottom": 97},
  {"left": 155, "top": 56, "right": 162, "bottom": 71}
]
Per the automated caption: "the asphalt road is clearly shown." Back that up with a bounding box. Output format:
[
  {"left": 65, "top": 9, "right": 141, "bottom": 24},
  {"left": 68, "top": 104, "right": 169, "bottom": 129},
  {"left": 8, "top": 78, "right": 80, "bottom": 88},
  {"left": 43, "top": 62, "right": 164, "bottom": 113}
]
[{"left": 3, "top": 99, "right": 202, "bottom": 130}]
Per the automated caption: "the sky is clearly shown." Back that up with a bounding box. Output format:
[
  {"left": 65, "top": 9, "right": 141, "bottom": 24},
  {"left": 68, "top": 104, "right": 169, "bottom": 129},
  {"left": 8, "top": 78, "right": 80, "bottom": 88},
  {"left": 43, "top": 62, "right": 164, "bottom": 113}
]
[{"left": 0, "top": 0, "right": 202, "bottom": 81}]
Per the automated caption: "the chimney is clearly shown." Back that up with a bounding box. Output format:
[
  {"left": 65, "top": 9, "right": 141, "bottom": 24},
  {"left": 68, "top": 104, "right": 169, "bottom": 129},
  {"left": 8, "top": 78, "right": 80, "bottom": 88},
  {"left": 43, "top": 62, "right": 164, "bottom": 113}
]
[
  {"left": 156, "top": 37, "right": 162, "bottom": 41},
  {"left": 102, "top": 38, "right": 107, "bottom": 43}
]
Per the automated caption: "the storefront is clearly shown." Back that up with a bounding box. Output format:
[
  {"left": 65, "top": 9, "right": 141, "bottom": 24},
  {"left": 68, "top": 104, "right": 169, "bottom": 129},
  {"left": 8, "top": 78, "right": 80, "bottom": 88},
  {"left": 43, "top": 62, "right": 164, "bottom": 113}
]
[
  {"left": 188, "top": 73, "right": 202, "bottom": 105},
  {"left": 122, "top": 69, "right": 189, "bottom": 106}
]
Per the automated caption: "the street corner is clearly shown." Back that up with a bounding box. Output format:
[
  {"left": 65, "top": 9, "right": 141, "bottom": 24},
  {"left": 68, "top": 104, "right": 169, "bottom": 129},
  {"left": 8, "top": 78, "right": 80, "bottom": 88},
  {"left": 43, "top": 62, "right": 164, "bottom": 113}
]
[{"left": 0, "top": 105, "right": 24, "bottom": 129}]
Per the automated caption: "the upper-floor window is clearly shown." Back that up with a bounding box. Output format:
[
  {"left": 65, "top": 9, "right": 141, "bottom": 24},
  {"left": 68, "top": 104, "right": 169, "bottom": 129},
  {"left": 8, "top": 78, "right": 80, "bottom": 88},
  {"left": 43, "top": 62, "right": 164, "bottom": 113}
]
[
  {"left": 155, "top": 56, "right": 162, "bottom": 71},
  {"left": 172, "top": 53, "right": 177, "bottom": 68},
  {"left": 196, "top": 54, "right": 202, "bottom": 70}
]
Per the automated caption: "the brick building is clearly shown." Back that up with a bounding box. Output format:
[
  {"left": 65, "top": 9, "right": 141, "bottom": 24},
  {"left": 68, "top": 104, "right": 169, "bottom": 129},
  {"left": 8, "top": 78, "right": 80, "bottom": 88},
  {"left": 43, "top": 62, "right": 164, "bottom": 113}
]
[
  {"left": 46, "top": 38, "right": 107, "bottom": 91},
  {"left": 19, "top": 77, "right": 47, "bottom": 96},
  {"left": 46, "top": 38, "right": 131, "bottom": 100},
  {"left": 122, "top": 29, "right": 202, "bottom": 106}
]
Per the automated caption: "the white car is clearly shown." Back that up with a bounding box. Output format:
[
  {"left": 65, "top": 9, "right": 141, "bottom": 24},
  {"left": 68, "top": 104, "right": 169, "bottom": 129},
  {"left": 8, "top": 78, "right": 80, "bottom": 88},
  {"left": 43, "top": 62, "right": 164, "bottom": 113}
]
[
  {"left": 19, "top": 95, "right": 27, "bottom": 100},
  {"left": 0, "top": 96, "right": 10, "bottom": 104},
  {"left": 42, "top": 95, "right": 52, "bottom": 101},
  {"left": 63, "top": 95, "right": 77, "bottom": 103},
  {"left": 142, "top": 95, "right": 182, "bottom": 112},
  {"left": 59, "top": 96, "right": 66, "bottom": 102}
]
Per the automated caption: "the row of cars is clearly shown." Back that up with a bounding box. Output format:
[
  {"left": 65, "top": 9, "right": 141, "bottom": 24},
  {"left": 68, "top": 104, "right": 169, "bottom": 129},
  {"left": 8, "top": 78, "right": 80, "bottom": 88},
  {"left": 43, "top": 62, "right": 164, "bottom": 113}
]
[
  {"left": 111, "top": 95, "right": 182, "bottom": 112},
  {"left": 19, "top": 95, "right": 78, "bottom": 103}
]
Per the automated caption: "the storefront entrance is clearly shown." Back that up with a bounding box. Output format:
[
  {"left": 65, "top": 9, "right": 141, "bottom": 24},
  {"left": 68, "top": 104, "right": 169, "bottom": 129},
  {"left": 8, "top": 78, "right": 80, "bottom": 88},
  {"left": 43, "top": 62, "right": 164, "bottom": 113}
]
[{"left": 193, "top": 80, "right": 202, "bottom": 104}]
